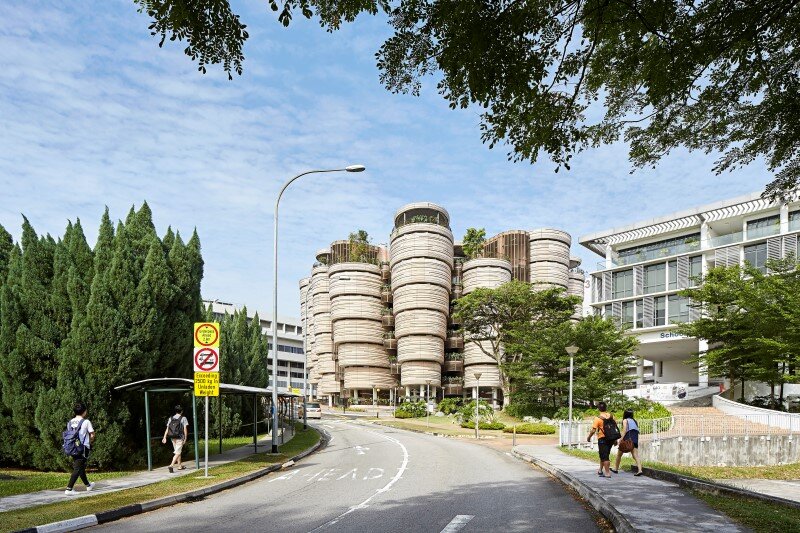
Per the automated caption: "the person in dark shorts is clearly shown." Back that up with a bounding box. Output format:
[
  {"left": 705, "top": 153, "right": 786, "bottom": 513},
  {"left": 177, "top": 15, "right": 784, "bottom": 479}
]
[
  {"left": 586, "top": 401, "right": 614, "bottom": 478},
  {"left": 613, "top": 409, "right": 643, "bottom": 476}
]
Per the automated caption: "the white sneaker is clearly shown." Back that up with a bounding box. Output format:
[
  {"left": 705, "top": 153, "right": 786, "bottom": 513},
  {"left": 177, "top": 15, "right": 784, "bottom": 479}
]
[
  {"left": 86, "top": 482, "right": 95, "bottom": 492},
  {"left": 64, "top": 489, "right": 76, "bottom": 495}
]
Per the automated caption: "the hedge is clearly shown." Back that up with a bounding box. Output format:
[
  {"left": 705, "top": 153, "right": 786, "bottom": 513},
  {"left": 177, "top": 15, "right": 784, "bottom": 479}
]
[
  {"left": 460, "top": 421, "right": 506, "bottom": 430},
  {"left": 502, "top": 423, "right": 555, "bottom": 435}
]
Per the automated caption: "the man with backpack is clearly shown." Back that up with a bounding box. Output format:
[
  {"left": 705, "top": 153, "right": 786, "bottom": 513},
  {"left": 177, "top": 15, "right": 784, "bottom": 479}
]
[
  {"left": 162, "top": 404, "right": 189, "bottom": 473},
  {"left": 586, "top": 401, "right": 620, "bottom": 478},
  {"left": 63, "top": 401, "right": 95, "bottom": 495}
]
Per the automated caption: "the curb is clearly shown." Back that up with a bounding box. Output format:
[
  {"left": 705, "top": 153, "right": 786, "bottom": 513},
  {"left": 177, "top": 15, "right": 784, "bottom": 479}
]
[
  {"left": 369, "top": 420, "right": 500, "bottom": 440},
  {"left": 632, "top": 466, "right": 800, "bottom": 510},
  {"left": 17, "top": 427, "right": 328, "bottom": 533},
  {"left": 512, "top": 450, "right": 635, "bottom": 533}
]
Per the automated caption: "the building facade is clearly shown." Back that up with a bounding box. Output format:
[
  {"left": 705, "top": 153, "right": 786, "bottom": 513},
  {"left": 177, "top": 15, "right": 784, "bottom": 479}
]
[
  {"left": 205, "top": 300, "right": 307, "bottom": 393},
  {"left": 579, "top": 192, "right": 800, "bottom": 401},
  {"left": 300, "top": 202, "right": 584, "bottom": 406}
]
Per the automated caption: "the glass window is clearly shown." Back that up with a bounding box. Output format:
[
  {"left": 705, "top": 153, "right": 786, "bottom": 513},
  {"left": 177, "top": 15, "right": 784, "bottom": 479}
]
[
  {"left": 604, "top": 304, "right": 612, "bottom": 318},
  {"left": 616, "top": 232, "right": 701, "bottom": 265},
  {"left": 621, "top": 301, "right": 634, "bottom": 327},
  {"left": 744, "top": 242, "right": 768, "bottom": 273},
  {"left": 668, "top": 260, "right": 678, "bottom": 290},
  {"left": 612, "top": 269, "right": 633, "bottom": 299},
  {"left": 790, "top": 210, "right": 800, "bottom": 231},
  {"left": 747, "top": 215, "right": 780, "bottom": 240},
  {"left": 668, "top": 295, "right": 690, "bottom": 324},
  {"left": 643, "top": 263, "right": 666, "bottom": 294},
  {"left": 688, "top": 256, "right": 702, "bottom": 284},
  {"left": 654, "top": 296, "right": 666, "bottom": 326},
  {"left": 635, "top": 299, "right": 643, "bottom": 328}
]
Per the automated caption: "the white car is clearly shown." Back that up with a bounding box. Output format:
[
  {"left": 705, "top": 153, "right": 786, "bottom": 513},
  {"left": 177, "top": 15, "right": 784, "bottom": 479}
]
[{"left": 305, "top": 402, "right": 322, "bottom": 419}]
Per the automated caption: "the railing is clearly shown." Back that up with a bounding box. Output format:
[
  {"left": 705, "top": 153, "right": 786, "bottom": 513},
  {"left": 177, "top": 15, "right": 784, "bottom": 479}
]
[
  {"left": 709, "top": 231, "right": 744, "bottom": 248},
  {"left": 747, "top": 224, "right": 780, "bottom": 240},
  {"left": 714, "top": 394, "right": 800, "bottom": 431},
  {"left": 559, "top": 412, "right": 800, "bottom": 446}
]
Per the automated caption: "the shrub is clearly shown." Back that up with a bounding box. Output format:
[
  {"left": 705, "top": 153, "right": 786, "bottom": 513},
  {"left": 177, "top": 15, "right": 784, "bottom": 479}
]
[
  {"left": 505, "top": 401, "right": 558, "bottom": 420},
  {"left": 461, "top": 421, "right": 506, "bottom": 430},
  {"left": 457, "top": 400, "right": 493, "bottom": 423},
  {"left": 395, "top": 399, "right": 426, "bottom": 418},
  {"left": 437, "top": 398, "right": 462, "bottom": 415},
  {"left": 503, "top": 423, "right": 555, "bottom": 435}
]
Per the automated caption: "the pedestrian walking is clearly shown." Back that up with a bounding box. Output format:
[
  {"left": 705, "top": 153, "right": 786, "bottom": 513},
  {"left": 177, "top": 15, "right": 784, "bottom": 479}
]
[
  {"left": 586, "top": 401, "right": 620, "bottom": 478},
  {"left": 63, "top": 401, "right": 96, "bottom": 495},
  {"left": 612, "top": 409, "right": 643, "bottom": 476},
  {"left": 162, "top": 404, "right": 189, "bottom": 473}
]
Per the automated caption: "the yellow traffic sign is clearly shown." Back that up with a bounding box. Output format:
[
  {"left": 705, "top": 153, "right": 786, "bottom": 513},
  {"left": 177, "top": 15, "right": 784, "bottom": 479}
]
[
  {"left": 195, "top": 372, "right": 220, "bottom": 396},
  {"left": 194, "top": 322, "right": 220, "bottom": 348},
  {"left": 291, "top": 388, "right": 301, "bottom": 395}
]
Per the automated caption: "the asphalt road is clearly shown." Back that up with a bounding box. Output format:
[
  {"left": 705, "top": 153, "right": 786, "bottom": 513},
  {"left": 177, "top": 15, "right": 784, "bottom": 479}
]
[{"left": 95, "top": 420, "right": 599, "bottom": 532}]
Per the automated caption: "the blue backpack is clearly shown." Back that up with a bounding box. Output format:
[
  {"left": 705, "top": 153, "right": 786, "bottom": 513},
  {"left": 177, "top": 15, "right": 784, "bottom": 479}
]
[{"left": 62, "top": 419, "right": 86, "bottom": 458}]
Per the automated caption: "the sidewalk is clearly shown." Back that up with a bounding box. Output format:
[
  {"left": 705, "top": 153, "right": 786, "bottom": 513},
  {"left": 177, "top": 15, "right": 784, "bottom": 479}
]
[
  {"left": 714, "top": 478, "right": 800, "bottom": 503},
  {"left": 0, "top": 425, "right": 295, "bottom": 513},
  {"left": 514, "top": 444, "right": 746, "bottom": 532}
]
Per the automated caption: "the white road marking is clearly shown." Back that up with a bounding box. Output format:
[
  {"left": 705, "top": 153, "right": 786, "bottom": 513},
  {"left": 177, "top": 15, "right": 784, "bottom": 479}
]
[
  {"left": 268, "top": 469, "right": 299, "bottom": 483},
  {"left": 362, "top": 467, "right": 384, "bottom": 480},
  {"left": 440, "top": 515, "right": 474, "bottom": 533},
  {"left": 354, "top": 445, "right": 369, "bottom": 455},
  {"left": 309, "top": 424, "right": 410, "bottom": 531},
  {"left": 337, "top": 468, "right": 358, "bottom": 480},
  {"left": 324, "top": 425, "right": 335, "bottom": 429}
]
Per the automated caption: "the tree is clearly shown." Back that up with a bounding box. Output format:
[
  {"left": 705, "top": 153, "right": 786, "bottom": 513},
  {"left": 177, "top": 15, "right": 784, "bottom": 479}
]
[
  {"left": 0, "top": 224, "right": 13, "bottom": 285},
  {"left": 454, "top": 280, "right": 579, "bottom": 407},
  {"left": 571, "top": 316, "right": 639, "bottom": 406},
  {"left": 461, "top": 228, "right": 486, "bottom": 260},
  {"left": 133, "top": 1, "right": 800, "bottom": 199},
  {"left": 679, "top": 258, "right": 800, "bottom": 406},
  {"left": 348, "top": 229, "right": 372, "bottom": 263}
]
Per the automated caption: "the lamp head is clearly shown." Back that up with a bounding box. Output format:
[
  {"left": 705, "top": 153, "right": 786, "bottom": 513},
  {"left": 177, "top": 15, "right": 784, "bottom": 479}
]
[
  {"left": 474, "top": 372, "right": 482, "bottom": 380},
  {"left": 566, "top": 345, "right": 579, "bottom": 356},
  {"left": 345, "top": 164, "right": 366, "bottom": 173}
]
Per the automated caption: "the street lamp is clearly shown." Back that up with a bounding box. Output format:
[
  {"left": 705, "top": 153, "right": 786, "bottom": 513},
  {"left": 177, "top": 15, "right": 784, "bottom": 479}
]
[
  {"left": 474, "top": 372, "right": 482, "bottom": 439},
  {"left": 566, "top": 345, "right": 579, "bottom": 446},
  {"left": 426, "top": 379, "right": 432, "bottom": 428},
  {"left": 376, "top": 388, "right": 381, "bottom": 419},
  {"left": 301, "top": 283, "right": 311, "bottom": 430},
  {"left": 271, "top": 165, "right": 366, "bottom": 453}
]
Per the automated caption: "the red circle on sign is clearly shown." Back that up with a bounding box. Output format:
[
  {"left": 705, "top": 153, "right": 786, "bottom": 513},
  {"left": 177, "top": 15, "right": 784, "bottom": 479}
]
[
  {"left": 195, "top": 323, "right": 219, "bottom": 347},
  {"left": 194, "top": 348, "right": 219, "bottom": 371}
]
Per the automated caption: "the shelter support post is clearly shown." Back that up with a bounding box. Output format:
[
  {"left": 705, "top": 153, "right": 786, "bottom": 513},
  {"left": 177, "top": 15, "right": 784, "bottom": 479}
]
[
  {"left": 192, "top": 392, "right": 199, "bottom": 470},
  {"left": 218, "top": 395, "right": 223, "bottom": 454},
  {"left": 253, "top": 394, "right": 258, "bottom": 453},
  {"left": 144, "top": 390, "right": 152, "bottom": 472}
]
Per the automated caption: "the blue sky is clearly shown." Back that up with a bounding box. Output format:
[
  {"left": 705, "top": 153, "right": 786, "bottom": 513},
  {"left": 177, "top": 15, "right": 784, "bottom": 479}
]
[{"left": 0, "top": 0, "right": 769, "bottom": 317}]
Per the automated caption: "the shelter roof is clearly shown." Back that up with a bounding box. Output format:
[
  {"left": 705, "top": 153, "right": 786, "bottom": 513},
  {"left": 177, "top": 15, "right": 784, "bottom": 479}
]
[{"left": 114, "top": 378, "right": 300, "bottom": 397}]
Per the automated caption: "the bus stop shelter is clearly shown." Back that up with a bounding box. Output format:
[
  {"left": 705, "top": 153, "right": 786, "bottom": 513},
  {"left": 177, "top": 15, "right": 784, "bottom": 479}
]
[{"left": 115, "top": 378, "right": 301, "bottom": 471}]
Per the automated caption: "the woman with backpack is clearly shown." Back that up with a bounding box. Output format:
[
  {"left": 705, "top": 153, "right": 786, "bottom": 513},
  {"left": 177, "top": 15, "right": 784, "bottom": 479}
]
[
  {"left": 612, "top": 409, "right": 643, "bottom": 476},
  {"left": 162, "top": 405, "right": 189, "bottom": 473},
  {"left": 586, "top": 401, "right": 620, "bottom": 478}
]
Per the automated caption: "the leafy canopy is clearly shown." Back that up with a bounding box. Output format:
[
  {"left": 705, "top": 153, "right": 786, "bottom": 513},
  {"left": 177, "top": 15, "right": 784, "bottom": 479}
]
[
  {"left": 134, "top": 0, "right": 800, "bottom": 198},
  {"left": 461, "top": 227, "right": 486, "bottom": 260}
]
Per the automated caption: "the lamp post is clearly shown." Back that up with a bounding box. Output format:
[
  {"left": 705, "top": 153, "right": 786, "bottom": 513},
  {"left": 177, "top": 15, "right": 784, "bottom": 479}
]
[
  {"left": 426, "top": 379, "right": 432, "bottom": 428},
  {"left": 376, "top": 388, "right": 381, "bottom": 419},
  {"left": 271, "top": 165, "right": 366, "bottom": 453},
  {"left": 474, "top": 372, "right": 482, "bottom": 439},
  {"left": 302, "top": 284, "right": 311, "bottom": 430},
  {"left": 566, "top": 345, "right": 579, "bottom": 446}
]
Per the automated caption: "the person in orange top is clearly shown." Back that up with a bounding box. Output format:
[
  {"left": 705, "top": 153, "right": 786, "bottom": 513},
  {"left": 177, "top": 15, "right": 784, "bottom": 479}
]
[{"left": 586, "top": 401, "right": 615, "bottom": 478}]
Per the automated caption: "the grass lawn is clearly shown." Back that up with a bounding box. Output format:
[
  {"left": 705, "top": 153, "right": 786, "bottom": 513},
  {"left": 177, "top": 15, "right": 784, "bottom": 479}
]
[
  {"left": 694, "top": 491, "right": 800, "bottom": 533},
  {"left": 0, "top": 425, "right": 320, "bottom": 533},
  {"left": 208, "top": 433, "right": 270, "bottom": 455},
  {"left": 560, "top": 447, "right": 800, "bottom": 481}
]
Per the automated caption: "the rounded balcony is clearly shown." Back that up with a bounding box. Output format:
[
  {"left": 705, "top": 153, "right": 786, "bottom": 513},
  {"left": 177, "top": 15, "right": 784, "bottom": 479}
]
[
  {"left": 462, "top": 258, "right": 512, "bottom": 294},
  {"left": 393, "top": 202, "right": 450, "bottom": 231},
  {"left": 397, "top": 336, "right": 445, "bottom": 364},
  {"left": 393, "top": 309, "right": 447, "bottom": 340},
  {"left": 399, "top": 361, "right": 442, "bottom": 387}
]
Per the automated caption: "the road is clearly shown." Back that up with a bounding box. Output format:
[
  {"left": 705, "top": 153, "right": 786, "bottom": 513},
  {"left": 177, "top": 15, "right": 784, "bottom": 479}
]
[{"left": 95, "top": 419, "right": 599, "bottom": 532}]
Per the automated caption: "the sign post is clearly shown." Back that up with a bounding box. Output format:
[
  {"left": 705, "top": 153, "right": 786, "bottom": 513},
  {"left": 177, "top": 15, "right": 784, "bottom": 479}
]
[{"left": 194, "top": 322, "right": 220, "bottom": 478}]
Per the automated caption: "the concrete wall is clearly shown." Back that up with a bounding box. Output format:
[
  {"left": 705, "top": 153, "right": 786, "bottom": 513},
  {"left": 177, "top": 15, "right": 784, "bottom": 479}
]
[
  {"left": 641, "top": 435, "right": 800, "bottom": 466},
  {"left": 661, "top": 359, "right": 699, "bottom": 384}
]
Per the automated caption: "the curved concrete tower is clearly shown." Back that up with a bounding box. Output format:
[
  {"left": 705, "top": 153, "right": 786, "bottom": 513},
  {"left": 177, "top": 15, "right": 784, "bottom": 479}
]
[
  {"left": 568, "top": 256, "right": 585, "bottom": 320},
  {"left": 529, "top": 228, "right": 571, "bottom": 290},
  {"left": 461, "top": 258, "right": 511, "bottom": 400},
  {"left": 310, "top": 262, "right": 337, "bottom": 397},
  {"left": 329, "top": 262, "right": 394, "bottom": 399},
  {"left": 390, "top": 203, "right": 453, "bottom": 396}
]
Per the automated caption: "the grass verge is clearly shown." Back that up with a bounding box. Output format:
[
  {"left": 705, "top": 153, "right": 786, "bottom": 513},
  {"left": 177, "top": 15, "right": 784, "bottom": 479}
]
[
  {"left": 560, "top": 447, "right": 800, "bottom": 480},
  {"left": 693, "top": 491, "right": 800, "bottom": 533},
  {"left": 0, "top": 424, "right": 319, "bottom": 533}
]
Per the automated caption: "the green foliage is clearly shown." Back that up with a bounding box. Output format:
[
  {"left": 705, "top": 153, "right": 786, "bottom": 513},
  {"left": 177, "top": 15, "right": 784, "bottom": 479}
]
[
  {"left": 461, "top": 228, "right": 486, "bottom": 259},
  {"left": 139, "top": 1, "right": 800, "bottom": 198},
  {"left": 395, "top": 400, "right": 426, "bottom": 418},
  {"left": 460, "top": 420, "right": 505, "bottom": 430},
  {"left": 0, "top": 205, "right": 205, "bottom": 470},
  {"left": 347, "top": 229, "right": 374, "bottom": 263},
  {"left": 503, "top": 401, "right": 559, "bottom": 420},
  {"left": 678, "top": 258, "right": 800, "bottom": 405},
  {"left": 436, "top": 397, "right": 461, "bottom": 415},
  {"left": 457, "top": 400, "right": 494, "bottom": 424},
  {"left": 503, "top": 423, "right": 555, "bottom": 435}
]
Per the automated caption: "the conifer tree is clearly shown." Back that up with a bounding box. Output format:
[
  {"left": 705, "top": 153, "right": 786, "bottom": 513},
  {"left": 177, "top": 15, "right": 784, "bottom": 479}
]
[
  {"left": 0, "top": 246, "right": 22, "bottom": 462},
  {"left": 0, "top": 224, "right": 13, "bottom": 285}
]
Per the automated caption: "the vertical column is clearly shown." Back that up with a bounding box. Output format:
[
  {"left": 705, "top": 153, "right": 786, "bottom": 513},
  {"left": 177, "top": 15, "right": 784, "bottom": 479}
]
[
  {"left": 605, "top": 244, "right": 614, "bottom": 269},
  {"left": 492, "top": 388, "right": 498, "bottom": 409},
  {"left": 636, "top": 357, "right": 644, "bottom": 386},
  {"left": 700, "top": 220, "right": 709, "bottom": 249},
  {"left": 372, "top": 387, "right": 377, "bottom": 406},
  {"left": 698, "top": 339, "right": 709, "bottom": 387},
  {"left": 780, "top": 203, "right": 790, "bottom": 234}
]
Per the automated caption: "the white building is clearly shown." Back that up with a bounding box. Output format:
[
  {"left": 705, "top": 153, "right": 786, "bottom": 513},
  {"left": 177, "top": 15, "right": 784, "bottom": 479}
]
[
  {"left": 204, "top": 300, "right": 309, "bottom": 395},
  {"left": 579, "top": 192, "right": 800, "bottom": 402}
]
